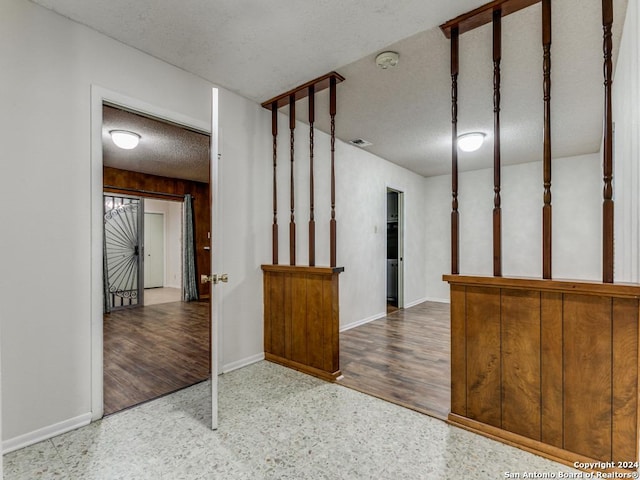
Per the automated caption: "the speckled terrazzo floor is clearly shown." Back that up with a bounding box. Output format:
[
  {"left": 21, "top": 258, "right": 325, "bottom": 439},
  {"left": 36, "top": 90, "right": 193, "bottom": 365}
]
[{"left": 4, "top": 361, "right": 581, "bottom": 479}]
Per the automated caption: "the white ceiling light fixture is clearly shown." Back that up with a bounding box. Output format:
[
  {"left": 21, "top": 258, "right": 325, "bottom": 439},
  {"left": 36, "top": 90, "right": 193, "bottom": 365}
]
[
  {"left": 110, "top": 130, "right": 141, "bottom": 150},
  {"left": 457, "top": 132, "right": 486, "bottom": 152},
  {"left": 375, "top": 51, "right": 399, "bottom": 69}
]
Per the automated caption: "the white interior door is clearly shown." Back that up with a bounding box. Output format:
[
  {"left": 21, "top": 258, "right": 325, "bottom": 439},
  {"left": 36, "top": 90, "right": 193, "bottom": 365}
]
[
  {"left": 210, "top": 87, "right": 221, "bottom": 430},
  {"left": 144, "top": 213, "right": 165, "bottom": 288}
]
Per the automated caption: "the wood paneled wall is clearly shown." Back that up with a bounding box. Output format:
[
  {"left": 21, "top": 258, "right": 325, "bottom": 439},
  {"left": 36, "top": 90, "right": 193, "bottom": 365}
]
[
  {"left": 262, "top": 265, "right": 343, "bottom": 381},
  {"left": 445, "top": 275, "right": 640, "bottom": 471},
  {"left": 103, "top": 167, "right": 211, "bottom": 298}
]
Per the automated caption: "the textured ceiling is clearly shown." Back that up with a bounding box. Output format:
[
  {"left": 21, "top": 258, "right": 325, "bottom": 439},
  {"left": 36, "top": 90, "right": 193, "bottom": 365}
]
[
  {"left": 33, "top": 0, "right": 628, "bottom": 179},
  {"left": 30, "top": 0, "right": 490, "bottom": 102},
  {"left": 313, "top": 0, "right": 627, "bottom": 176},
  {"left": 102, "top": 105, "right": 210, "bottom": 183}
]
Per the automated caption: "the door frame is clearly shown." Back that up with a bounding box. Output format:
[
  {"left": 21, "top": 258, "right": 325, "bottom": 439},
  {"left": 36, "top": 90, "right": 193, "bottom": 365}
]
[
  {"left": 386, "top": 186, "right": 405, "bottom": 309},
  {"left": 90, "top": 86, "right": 218, "bottom": 421}
]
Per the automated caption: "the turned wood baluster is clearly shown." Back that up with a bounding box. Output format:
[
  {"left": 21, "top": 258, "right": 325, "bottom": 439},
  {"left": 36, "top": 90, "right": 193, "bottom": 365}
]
[
  {"left": 493, "top": 9, "right": 502, "bottom": 277},
  {"left": 451, "top": 27, "right": 460, "bottom": 275},
  {"left": 330, "top": 77, "right": 337, "bottom": 268},
  {"left": 542, "top": 0, "right": 552, "bottom": 279},
  {"left": 602, "top": 0, "right": 614, "bottom": 283},
  {"left": 271, "top": 102, "right": 279, "bottom": 264},
  {"left": 309, "top": 86, "right": 316, "bottom": 266},
  {"left": 289, "top": 94, "right": 296, "bottom": 266}
]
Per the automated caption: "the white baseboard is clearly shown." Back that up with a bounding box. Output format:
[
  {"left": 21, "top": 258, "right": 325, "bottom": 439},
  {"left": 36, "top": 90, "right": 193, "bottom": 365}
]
[
  {"left": 222, "top": 353, "right": 264, "bottom": 374},
  {"left": 403, "top": 297, "right": 429, "bottom": 308},
  {"left": 340, "top": 312, "right": 387, "bottom": 332},
  {"left": 404, "top": 296, "right": 450, "bottom": 307},
  {"left": 422, "top": 296, "right": 450, "bottom": 304},
  {"left": 3, "top": 412, "right": 92, "bottom": 454}
]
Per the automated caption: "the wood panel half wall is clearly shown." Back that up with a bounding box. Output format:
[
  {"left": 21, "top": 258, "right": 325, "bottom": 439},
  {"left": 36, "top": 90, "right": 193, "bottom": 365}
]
[
  {"left": 261, "top": 72, "right": 345, "bottom": 380},
  {"left": 444, "top": 274, "right": 640, "bottom": 471},
  {"left": 262, "top": 265, "right": 343, "bottom": 381}
]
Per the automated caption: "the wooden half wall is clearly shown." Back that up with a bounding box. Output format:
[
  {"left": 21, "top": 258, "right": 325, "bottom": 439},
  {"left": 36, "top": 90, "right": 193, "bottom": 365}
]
[
  {"left": 261, "top": 72, "right": 344, "bottom": 381},
  {"left": 444, "top": 275, "right": 640, "bottom": 470},
  {"left": 262, "top": 265, "right": 343, "bottom": 380}
]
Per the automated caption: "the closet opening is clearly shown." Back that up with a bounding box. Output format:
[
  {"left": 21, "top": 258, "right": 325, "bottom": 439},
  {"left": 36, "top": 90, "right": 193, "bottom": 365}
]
[{"left": 386, "top": 188, "right": 404, "bottom": 313}]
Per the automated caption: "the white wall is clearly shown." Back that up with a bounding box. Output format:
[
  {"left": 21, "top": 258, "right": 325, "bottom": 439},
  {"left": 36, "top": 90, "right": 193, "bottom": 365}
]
[
  {"left": 0, "top": 0, "right": 270, "bottom": 448},
  {"left": 271, "top": 113, "right": 428, "bottom": 330},
  {"left": 217, "top": 92, "right": 271, "bottom": 371},
  {"left": 336, "top": 142, "right": 428, "bottom": 326},
  {"left": 424, "top": 153, "right": 602, "bottom": 301},
  {"left": 614, "top": 0, "right": 640, "bottom": 283},
  {"left": 335, "top": 141, "right": 429, "bottom": 326},
  {"left": 144, "top": 199, "right": 182, "bottom": 289}
]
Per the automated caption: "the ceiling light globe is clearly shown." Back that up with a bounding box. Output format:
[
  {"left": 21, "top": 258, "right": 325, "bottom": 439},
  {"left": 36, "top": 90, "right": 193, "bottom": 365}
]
[
  {"left": 110, "top": 130, "right": 141, "bottom": 150},
  {"left": 458, "top": 132, "right": 485, "bottom": 152}
]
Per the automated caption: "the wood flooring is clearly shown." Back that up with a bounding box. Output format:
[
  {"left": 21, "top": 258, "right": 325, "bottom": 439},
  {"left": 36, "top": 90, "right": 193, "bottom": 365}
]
[
  {"left": 339, "top": 301, "right": 451, "bottom": 420},
  {"left": 103, "top": 300, "right": 210, "bottom": 415}
]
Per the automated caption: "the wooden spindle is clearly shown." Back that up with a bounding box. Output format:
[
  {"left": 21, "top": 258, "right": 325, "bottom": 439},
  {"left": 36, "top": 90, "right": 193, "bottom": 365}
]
[
  {"left": 542, "top": 0, "right": 552, "bottom": 279},
  {"left": 271, "top": 102, "right": 279, "bottom": 264},
  {"left": 330, "top": 77, "right": 337, "bottom": 268},
  {"left": 261, "top": 72, "right": 344, "bottom": 268},
  {"left": 289, "top": 94, "right": 296, "bottom": 266},
  {"left": 493, "top": 9, "right": 502, "bottom": 277},
  {"left": 451, "top": 27, "right": 460, "bottom": 275},
  {"left": 602, "top": 0, "right": 614, "bottom": 283},
  {"left": 309, "top": 86, "right": 316, "bottom": 266}
]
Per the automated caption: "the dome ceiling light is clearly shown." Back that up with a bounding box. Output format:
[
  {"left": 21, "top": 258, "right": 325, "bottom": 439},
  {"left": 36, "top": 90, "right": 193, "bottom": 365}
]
[
  {"left": 457, "top": 132, "right": 485, "bottom": 152},
  {"left": 110, "top": 130, "right": 141, "bottom": 150}
]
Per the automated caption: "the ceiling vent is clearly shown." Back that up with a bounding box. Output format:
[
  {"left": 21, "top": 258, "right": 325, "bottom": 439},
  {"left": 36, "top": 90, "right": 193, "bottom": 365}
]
[{"left": 349, "top": 138, "right": 373, "bottom": 148}]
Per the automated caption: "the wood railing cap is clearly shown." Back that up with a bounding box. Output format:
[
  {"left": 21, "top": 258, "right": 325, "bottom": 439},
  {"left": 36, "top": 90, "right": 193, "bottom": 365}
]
[
  {"left": 261, "top": 72, "right": 345, "bottom": 110},
  {"left": 440, "top": 0, "right": 541, "bottom": 39},
  {"left": 443, "top": 274, "right": 640, "bottom": 297},
  {"left": 262, "top": 264, "right": 344, "bottom": 274}
]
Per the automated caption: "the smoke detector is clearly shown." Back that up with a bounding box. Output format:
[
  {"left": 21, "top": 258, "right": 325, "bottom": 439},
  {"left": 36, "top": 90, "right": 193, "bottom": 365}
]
[{"left": 375, "top": 51, "right": 399, "bottom": 69}]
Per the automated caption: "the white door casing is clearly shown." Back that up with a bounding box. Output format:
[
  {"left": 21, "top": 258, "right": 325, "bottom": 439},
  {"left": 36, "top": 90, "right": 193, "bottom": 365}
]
[{"left": 90, "top": 85, "right": 219, "bottom": 429}]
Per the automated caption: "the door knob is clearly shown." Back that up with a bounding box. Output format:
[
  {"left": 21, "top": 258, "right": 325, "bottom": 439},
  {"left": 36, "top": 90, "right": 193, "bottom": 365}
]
[{"left": 200, "top": 273, "right": 229, "bottom": 285}]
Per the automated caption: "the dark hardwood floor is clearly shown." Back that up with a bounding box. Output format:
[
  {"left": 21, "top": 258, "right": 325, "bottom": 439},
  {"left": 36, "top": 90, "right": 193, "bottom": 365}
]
[
  {"left": 103, "top": 300, "right": 210, "bottom": 415},
  {"left": 339, "top": 301, "right": 451, "bottom": 420}
]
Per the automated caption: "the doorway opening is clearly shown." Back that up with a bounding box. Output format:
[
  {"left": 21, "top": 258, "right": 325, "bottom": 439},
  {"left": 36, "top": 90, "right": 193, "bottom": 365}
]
[
  {"left": 103, "top": 193, "right": 144, "bottom": 309},
  {"left": 101, "top": 103, "right": 211, "bottom": 416},
  {"left": 386, "top": 188, "right": 404, "bottom": 313},
  {"left": 339, "top": 187, "right": 450, "bottom": 420},
  {"left": 143, "top": 199, "right": 183, "bottom": 305}
]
